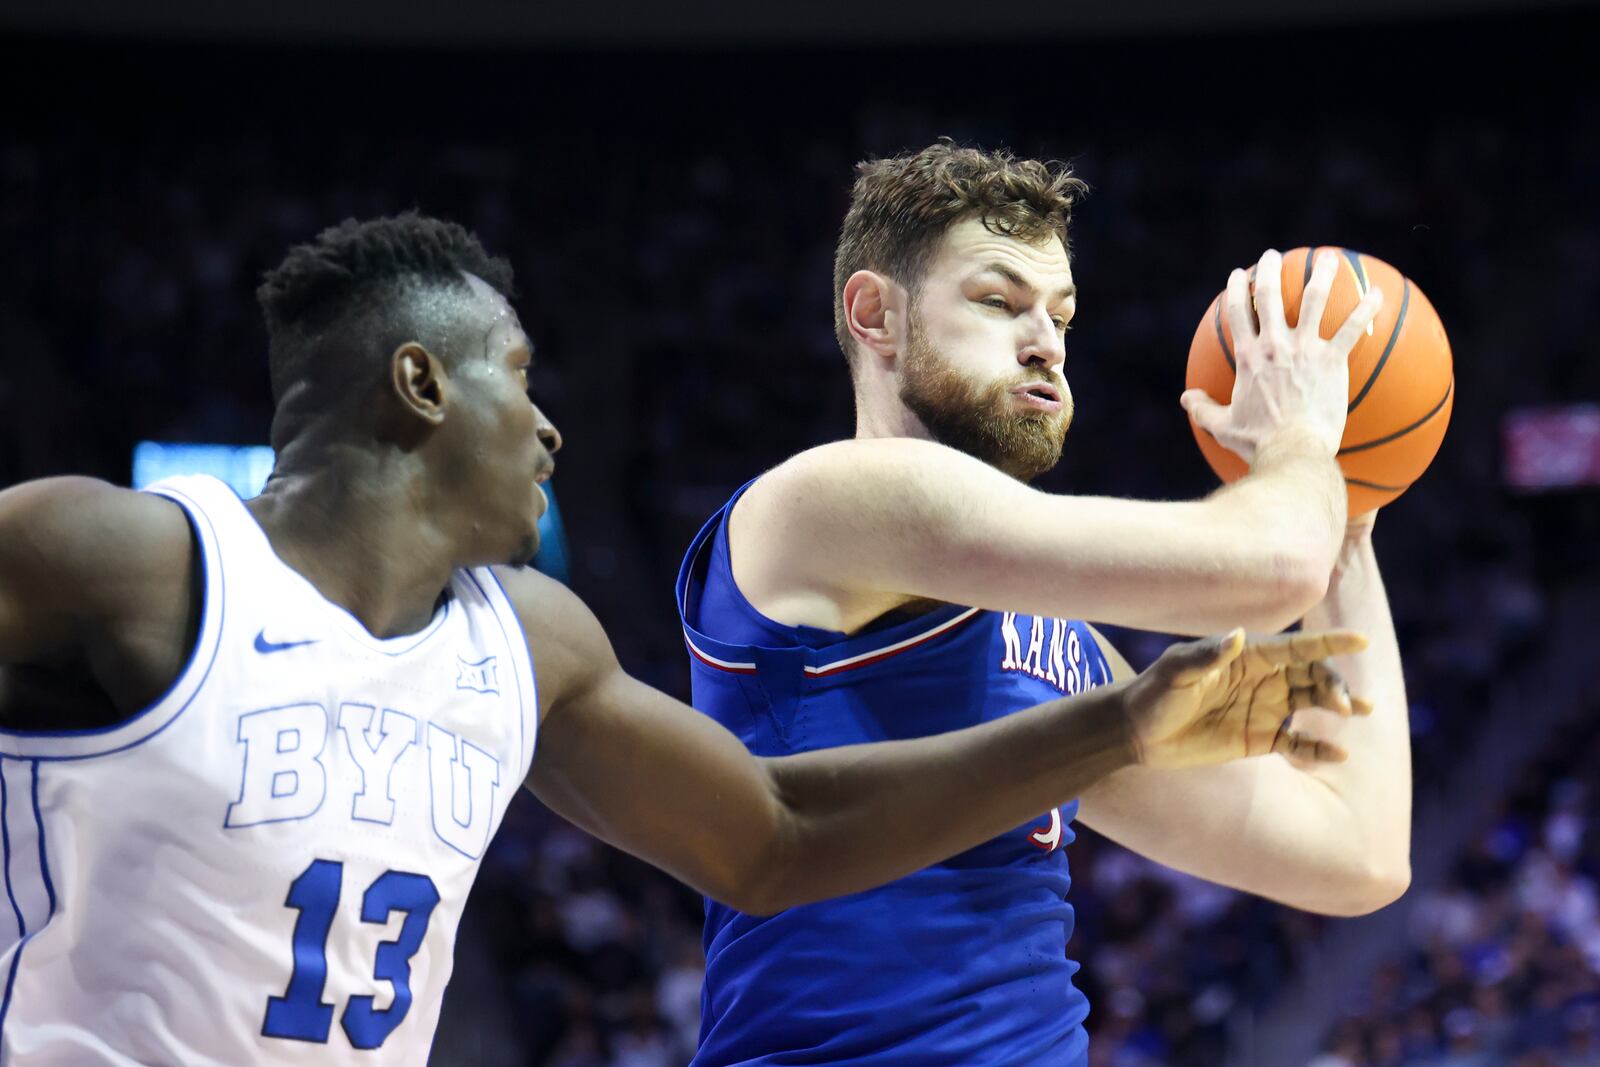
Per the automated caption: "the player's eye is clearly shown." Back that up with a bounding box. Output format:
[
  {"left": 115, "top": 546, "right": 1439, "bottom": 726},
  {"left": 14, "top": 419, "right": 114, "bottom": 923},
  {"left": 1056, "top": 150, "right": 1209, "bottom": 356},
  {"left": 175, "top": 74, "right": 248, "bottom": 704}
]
[
  {"left": 981, "top": 296, "right": 1010, "bottom": 311},
  {"left": 1052, "top": 317, "right": 1069, "bottom": 333}
]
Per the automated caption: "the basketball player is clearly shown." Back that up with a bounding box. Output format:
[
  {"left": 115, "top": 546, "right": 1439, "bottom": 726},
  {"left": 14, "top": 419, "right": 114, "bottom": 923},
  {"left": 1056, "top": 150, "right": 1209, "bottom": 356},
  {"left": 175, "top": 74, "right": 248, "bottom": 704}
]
[
  {"left": 676, "top": 144, "right": 1413, "bottom": 1064},
  {"left": 0, "top": 213, "right": 1365, "bottom": 1065}
]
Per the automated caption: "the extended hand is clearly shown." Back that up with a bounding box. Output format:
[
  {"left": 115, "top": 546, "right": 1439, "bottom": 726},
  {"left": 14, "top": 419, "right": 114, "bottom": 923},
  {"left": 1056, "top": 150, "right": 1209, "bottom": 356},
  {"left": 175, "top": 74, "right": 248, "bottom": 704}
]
[
  {"left": 1125, "top": 629, "right": 1372, "bottom": 770},
  {"left": 1181, "top": 248, "right": 1385, "bottom": 464}
]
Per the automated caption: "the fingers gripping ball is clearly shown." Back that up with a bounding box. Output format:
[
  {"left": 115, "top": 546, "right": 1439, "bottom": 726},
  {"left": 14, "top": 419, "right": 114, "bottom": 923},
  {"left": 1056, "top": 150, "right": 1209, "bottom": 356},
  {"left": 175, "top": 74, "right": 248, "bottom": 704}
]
[{"left": 1186, "top": 247, "right": 1454, "bottom": 515}]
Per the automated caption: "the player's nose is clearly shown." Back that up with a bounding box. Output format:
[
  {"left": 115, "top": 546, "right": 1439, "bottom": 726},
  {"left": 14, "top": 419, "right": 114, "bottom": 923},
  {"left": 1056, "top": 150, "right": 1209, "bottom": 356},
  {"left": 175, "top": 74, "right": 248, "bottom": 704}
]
[
  {"left": 535, "top": 408, "right": 563, "bottom": 457},
  {"left": 1018, "top": 308, "right": 1066, "bottom": 371}
]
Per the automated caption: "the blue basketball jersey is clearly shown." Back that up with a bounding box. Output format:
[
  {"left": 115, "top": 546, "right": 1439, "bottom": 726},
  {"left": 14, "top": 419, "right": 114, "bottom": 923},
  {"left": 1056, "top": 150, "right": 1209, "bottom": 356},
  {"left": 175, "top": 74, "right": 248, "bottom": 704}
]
[{"left": 675, "top": 481, "right": 1114, "bottom": 1067}]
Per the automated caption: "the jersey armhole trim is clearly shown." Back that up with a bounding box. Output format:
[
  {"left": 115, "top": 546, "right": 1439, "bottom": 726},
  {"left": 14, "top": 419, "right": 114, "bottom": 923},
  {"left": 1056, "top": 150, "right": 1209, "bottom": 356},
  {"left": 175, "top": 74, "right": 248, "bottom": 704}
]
[
  {"left": 679, "top": 483, "right": 984, "bottom": 682},
  {"left": 801, "top": 607, "right": 983, "bottom": 677},
  {"left": 475, "top": 568, "right": 539, "bottom": 785}
]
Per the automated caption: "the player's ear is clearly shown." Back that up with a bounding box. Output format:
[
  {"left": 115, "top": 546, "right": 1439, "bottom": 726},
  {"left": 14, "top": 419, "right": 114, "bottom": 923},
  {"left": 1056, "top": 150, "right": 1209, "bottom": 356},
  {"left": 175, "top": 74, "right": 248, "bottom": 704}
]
[
  {"left": 842, "top": 270, "right": 907, "bottom": 365},
  {"left": 391, "top": 342, "right": 448, "bottom": 427}
]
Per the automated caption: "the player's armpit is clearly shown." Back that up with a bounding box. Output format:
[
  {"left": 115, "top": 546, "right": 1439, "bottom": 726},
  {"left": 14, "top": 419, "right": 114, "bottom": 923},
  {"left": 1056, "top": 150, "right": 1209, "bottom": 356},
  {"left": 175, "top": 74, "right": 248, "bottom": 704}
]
[
  {"left": 732, "top": 438, "right": 1336, "bottom": 637},
  {"left": 0, "top": 477, "right": 194, "bottom": 665}
]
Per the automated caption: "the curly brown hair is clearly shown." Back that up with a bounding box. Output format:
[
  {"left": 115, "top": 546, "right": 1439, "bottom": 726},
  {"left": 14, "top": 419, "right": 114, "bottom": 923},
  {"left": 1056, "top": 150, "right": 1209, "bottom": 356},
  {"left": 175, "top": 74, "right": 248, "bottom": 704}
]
[{"left": 832, "top": 141, "right": 1089, "bottom": 363}]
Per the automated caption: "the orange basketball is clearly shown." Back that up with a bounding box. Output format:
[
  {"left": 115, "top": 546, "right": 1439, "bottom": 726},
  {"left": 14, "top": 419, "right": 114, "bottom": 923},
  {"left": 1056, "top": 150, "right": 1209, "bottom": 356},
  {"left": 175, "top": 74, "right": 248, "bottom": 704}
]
[{"left": 1185, "top": 246, "right": 1454, "bottom": 516}]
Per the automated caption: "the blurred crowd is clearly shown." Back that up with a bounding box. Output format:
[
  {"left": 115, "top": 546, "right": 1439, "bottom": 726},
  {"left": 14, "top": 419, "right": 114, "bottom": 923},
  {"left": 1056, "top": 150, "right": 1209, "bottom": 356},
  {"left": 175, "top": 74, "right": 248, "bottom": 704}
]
[
  {"left": 1, "top": 29, "right": 1597, "bottom": 1067},
  {"left": 1311, "top": 706, "right": 1600, "bottom": 1067}
]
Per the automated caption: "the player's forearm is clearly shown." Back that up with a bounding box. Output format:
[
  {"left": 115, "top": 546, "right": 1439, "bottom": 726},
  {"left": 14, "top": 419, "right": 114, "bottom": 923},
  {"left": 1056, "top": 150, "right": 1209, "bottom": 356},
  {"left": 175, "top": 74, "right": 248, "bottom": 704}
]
[
  {"left": 755, "top": 437, "right": 1342, "bottom": 638},
  {"left": 745, "top": 684, "right": 1137, "bottom": 914},
  {"left": 1295, "top": 528, "right": 1412, "bottom": 898},
  {"left": 1016, "top": 422, "right": 1345, "bottom": 636},
  {"left": 1046, "top": 425, "right": 1346, "bottom": 637},
  {"left": 1205, "top": 423, "right": 1347, "bottom": 619}
]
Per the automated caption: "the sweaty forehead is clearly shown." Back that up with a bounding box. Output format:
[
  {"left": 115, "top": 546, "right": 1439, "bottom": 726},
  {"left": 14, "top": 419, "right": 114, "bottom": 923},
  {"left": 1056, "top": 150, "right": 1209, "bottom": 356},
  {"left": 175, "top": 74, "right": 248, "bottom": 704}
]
[
  {"left": 936, "top": 217, "right": 1072, "bottom": 287},
  {"left": 461, "top": 272, "right": 529, "bottom": 355}
]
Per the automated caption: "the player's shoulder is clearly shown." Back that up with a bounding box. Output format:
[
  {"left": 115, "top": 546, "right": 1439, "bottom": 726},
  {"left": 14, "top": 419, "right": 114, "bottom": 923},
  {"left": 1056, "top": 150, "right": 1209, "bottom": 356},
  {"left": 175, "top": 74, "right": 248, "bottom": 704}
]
[
  {"left": 487, "top": 565, "right": 617, "bottom": 709},
  {"left": 0, "top": 478, "right": 197, "bottom": 663},
  {"left": 0, "top": 474, "right": 181, "bottom": 519},
  {"left": 742, "top": 438, "right": 970, "bottom": 520},
  {"left": 763, "top": 438, "right": 966, "bottom": 483},
  {"left": 0, "top": 476, "right": 194, "bottom": 580},
  {"left": 487, "top": 563, "right": 580, "bottom": 621}
]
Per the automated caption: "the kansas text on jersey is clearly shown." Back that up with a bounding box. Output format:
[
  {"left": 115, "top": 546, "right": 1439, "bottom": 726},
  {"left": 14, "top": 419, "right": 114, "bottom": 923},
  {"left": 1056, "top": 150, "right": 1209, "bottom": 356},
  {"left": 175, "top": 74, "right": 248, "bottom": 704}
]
[{"left": 676, "top": 481, "right": 1112, "bottom": 1067}]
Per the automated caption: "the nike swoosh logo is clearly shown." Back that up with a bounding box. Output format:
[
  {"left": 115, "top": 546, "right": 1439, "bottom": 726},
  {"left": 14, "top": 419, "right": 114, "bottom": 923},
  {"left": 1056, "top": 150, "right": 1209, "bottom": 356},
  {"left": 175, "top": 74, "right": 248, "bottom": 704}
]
[{"left": 254, "top": 630, "right": 319, "bottom": 655}]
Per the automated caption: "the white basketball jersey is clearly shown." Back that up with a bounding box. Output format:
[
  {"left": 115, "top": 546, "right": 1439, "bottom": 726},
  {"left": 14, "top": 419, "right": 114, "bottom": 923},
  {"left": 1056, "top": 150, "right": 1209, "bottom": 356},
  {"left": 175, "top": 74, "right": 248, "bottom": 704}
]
[{"left": 0, "top": 475, "right": 539, "bottom": 1065}]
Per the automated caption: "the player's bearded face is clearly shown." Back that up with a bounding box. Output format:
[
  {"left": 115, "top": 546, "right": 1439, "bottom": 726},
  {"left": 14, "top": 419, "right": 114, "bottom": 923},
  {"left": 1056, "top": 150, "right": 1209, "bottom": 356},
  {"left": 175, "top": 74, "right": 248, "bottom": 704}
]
[{"left": 898, "top": 310, "right": 1072, "bottom": 483}]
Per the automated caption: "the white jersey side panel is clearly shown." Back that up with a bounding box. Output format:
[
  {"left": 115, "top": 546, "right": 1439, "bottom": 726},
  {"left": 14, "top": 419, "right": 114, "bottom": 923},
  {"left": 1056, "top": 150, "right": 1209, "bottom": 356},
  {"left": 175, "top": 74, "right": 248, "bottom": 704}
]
[{"left": 0, "top": 475, "right": 539, "bottom": 1066}]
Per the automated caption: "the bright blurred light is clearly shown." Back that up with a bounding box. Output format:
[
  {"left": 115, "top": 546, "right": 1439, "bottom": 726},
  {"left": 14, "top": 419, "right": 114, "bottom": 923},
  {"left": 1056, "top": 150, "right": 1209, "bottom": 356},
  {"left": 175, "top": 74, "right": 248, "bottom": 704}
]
[
  {"left": 1502, "top": 405, "right": 1600, "bottom": 491},
  {"left": 131, "top": 441, "right": 276, "bottom": 498},
  {"left": 129, "top": 440, "right": 571, "bottom": 582}
]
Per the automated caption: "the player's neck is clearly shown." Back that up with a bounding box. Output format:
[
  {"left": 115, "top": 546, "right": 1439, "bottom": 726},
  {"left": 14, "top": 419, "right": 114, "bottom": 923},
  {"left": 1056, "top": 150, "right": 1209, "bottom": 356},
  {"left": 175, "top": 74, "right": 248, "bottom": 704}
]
[
  {"left": 854, "top": 392, "right": 935, "bottom": 443},
  {"left": 246, "top": 451, "right": 459, "bottom": 640}
]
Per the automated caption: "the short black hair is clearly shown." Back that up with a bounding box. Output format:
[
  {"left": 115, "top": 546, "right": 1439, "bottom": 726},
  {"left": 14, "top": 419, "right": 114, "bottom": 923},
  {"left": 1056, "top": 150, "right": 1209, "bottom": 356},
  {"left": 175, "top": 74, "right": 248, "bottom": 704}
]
[{"left": 257, "top": 211, "right": 516, "bottom": 405}]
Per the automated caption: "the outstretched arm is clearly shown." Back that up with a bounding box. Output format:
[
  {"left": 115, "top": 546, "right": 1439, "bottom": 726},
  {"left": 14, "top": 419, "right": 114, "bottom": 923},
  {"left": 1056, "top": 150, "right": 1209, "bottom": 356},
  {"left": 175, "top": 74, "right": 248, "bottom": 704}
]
[
  {"left": 508, "top": 567, "right": 1364, "bottom": 915},
  {"left": 1075, "top": 526, "right": 1411, "bottom": 917}
]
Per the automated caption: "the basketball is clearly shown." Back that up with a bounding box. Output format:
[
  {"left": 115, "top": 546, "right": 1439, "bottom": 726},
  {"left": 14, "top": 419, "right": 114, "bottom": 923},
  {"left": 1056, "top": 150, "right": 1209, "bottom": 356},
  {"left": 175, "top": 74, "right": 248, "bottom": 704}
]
[{"left": 1185, "top": 247, "right": 1455, "bottom": 515}]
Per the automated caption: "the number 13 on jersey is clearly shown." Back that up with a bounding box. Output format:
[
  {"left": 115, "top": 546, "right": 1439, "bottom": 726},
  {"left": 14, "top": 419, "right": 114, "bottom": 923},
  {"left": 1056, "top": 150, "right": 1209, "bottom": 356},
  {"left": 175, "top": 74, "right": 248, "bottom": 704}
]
[{"left": 263, "top": 859, "right": 440, "bottom": 1050}]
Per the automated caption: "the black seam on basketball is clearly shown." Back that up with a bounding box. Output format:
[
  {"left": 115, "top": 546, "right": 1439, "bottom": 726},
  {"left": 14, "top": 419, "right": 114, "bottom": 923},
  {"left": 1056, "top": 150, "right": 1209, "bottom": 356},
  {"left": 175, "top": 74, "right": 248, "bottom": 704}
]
[
  {"left": 1348, "top": 277, "right": 1410, "bottom": 414},
  {"left": 1338, "top": 377, "right": 1453, "bottom": 455},
  {"left": 1303, "top": 247, "right": 1318, "bottom": 291},
  {"left": 1213, "top": 299, "right": 1235, "bottom": 372},
  {"left": 1341, "top": 249, "right": 1367, "bottom": 294},
  {"left": 1343, "top": 476, "right": 1409, "bottom": 492}
]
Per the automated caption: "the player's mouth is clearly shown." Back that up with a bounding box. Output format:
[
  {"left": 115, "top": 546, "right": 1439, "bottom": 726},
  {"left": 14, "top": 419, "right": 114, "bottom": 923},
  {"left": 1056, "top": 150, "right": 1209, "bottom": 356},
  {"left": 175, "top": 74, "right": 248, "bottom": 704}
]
[
  {"left": 1010, "top": 382, "right": 1063, "bottom": 414},
  {"left": 532, "top": 458, "right": 555, "bottom": 520}
]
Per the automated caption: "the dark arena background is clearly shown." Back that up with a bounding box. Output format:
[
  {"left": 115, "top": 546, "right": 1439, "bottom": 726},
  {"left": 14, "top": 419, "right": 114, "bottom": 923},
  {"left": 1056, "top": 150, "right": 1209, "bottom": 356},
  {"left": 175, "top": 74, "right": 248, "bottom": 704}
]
[{"left": 3, "top": 0, "right": 1599, "bottom": 1063}]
